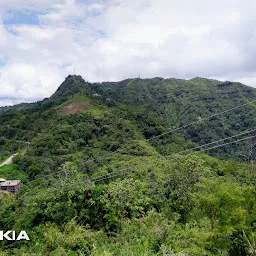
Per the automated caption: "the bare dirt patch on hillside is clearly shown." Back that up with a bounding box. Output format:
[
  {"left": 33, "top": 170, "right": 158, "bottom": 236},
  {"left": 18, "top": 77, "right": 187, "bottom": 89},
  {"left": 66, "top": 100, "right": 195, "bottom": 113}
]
[{"left": 57, "top": 102, "right": 91, "bottom": 115}]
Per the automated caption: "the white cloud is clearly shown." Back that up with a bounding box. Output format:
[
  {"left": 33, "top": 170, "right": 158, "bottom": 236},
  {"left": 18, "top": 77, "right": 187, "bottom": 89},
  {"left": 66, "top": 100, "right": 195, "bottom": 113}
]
[
  {"left": 1, "top": 0, "right": 256, "bottom": 106},
  {"left": 0, "top": 63, "right": 64, "bottom": 102}
]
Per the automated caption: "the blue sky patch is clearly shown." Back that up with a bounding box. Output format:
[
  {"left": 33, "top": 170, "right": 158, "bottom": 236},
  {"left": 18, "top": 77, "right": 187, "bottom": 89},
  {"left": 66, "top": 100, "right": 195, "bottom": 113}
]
[
  {"left": 3, "top": 9, "right": 39, "bottom": 26},
  {"left": 0, "top": 59, "right": 6, "bottom": 68},
  {"left": 61, "top": 63, "right": 72, "bottom": 69}
]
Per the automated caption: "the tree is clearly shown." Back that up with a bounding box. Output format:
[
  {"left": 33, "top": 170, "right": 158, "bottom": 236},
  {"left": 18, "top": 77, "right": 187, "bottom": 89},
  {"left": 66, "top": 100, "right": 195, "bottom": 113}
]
[
  {"left": 100, "top": 178, "right": 152, "bottom": 232},
  {"left": 191, "top": 178, "right": 250, "bottom": 252}
]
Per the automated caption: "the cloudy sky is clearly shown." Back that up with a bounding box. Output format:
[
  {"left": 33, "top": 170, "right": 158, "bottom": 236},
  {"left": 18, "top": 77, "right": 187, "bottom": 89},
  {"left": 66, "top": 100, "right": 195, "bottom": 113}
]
[{"left": 0, "top": 0, "right": 256, "bottom": 106}]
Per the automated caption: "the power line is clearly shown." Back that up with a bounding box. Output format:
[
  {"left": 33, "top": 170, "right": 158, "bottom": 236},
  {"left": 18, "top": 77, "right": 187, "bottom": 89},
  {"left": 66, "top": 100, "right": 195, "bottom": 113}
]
[
  {"left": 165, "top": 134, "right": 256, "bottom": 160},
  {"left": 92, "top": 132, "right": 256, "bottom": 183},
  {"left": 148, "top": 99, "right": 256, "bottom": 141},
  {"left": 198, "top": 134, "right": 256, "bottom": 154},
  {"left": 23, "top": 131, "right": 256, "bottom": 186},
  {"left": 91, "top": 99, "right": 256, "bottom": 162},
  {"left": 165, "top": 128, "right": 256, "bottom": 159},
  {"left": 30, "top": 128, "right": 256, "bottom": 183},
  {"left": 92, "top": 169, "right": 134, "bottom": 183},
  {"left": 20, "top": 100, "right": 256, "bottom": 184}
]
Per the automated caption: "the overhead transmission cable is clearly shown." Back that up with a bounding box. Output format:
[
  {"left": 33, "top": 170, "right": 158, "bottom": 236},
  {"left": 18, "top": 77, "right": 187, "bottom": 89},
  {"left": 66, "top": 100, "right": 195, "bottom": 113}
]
[
  {"left": 165, "top": 133, "right": 256, "bottom": 160},
  {"left": 92, "top": 132, "right": 256, "bottom": 183},
  {"left": 165, "top": 128, "right": 256, "bottom": 159},
  {"left": 24, "top": 99, "right": 256, "bottom": 184},
  {"left": 29, "top": 126, "right": 256, "bottom": 183},
  {"left": 25, "top": 129, "right": 256, "bottom": 186},
  {"left": 148, "top": 99, "right": 256, "bottom": 141},
  {"left": 92, "top": 99, "right": 256, "bottom": 162}
]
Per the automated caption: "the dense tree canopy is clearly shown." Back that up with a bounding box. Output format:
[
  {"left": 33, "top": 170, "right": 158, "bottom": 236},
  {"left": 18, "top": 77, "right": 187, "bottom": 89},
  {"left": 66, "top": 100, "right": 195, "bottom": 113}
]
[{"left": 0, "top": 75, "right": 256, "bottom": 255}]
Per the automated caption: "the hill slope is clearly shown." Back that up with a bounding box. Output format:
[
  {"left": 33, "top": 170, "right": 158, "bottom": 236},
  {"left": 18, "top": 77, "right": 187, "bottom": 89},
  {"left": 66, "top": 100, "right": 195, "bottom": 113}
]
[
  {"left": 0, "top": 75, "right": 256, "bottom": 255},
  {"left": 1, "top": 75, "right": 256, "bottom": 162}
]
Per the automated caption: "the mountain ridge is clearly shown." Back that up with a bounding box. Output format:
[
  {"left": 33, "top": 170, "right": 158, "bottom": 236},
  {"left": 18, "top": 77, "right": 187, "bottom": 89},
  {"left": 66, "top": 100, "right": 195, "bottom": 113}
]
[
  {"left": 1, "top": 74, "right": 256, "bottom": 254},
  {"left": 1, "top": 75, "right": 254, "bottom": 110},
  {"left": 1, "top": 74, "right": 256, "bottom": 162}
]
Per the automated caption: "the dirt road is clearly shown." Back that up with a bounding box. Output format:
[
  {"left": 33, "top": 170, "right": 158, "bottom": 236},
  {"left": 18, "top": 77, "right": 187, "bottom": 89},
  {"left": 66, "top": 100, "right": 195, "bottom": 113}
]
[{"left": 0, "top": 154, "right": 18, "bottom": 167}]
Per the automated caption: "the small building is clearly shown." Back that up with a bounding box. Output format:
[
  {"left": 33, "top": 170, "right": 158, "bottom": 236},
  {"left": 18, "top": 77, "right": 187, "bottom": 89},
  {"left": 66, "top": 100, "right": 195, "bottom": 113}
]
[{"left": 0, "top": 180, "right": 21, "bottom": 193}]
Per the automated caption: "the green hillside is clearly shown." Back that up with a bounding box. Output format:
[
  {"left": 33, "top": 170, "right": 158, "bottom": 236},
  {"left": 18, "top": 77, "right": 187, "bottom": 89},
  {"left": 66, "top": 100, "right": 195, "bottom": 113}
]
[{"left": 0, "top": 75, "right": 256, "bottom": 255}]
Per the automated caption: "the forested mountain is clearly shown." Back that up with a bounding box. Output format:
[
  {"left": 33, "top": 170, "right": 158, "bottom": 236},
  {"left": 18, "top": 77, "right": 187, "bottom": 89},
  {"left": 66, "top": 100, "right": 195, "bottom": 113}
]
[{"left": 0, "top": 75, "right": 256, "bottom": 255}]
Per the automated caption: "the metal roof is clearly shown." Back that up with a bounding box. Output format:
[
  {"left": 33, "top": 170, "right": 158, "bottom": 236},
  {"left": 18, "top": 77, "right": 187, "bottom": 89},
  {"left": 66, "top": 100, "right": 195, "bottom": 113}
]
[{"left": 0, "top": 180, "right": 21, "bottom": 186}]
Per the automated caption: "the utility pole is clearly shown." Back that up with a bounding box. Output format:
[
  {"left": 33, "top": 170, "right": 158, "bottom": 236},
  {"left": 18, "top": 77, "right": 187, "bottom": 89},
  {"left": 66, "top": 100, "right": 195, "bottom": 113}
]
[{"left": 74, "top": 68, "right": 76, "bottom": 75}]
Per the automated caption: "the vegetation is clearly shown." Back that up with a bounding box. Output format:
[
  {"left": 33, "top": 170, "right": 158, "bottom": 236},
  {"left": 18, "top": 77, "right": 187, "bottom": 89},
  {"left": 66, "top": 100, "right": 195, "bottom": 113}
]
[
  {"left": 0, "top": 75, "right": 256, "bottom": 255},
  {"left": 0, "top": 156, "right": 7, "bottom": 163}
]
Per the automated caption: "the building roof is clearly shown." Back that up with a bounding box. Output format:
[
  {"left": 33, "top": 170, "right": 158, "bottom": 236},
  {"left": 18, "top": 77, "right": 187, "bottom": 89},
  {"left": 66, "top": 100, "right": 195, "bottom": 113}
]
[{"left": 0, "top": 180, "right": 21, "bottom": 187}]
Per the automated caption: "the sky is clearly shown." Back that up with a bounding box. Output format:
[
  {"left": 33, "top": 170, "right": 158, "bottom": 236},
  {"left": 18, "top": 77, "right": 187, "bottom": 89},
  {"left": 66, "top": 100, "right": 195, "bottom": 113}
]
[{"left": 0, "top": 0, "right": 256, "bottom": 106}]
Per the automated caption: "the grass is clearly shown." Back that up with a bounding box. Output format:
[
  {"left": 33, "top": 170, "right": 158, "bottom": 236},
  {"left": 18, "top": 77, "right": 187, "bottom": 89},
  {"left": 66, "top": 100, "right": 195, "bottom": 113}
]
[
  {"left": 0, "top": 155, "right": 8, "bottom": 163},
  {"left": 0, "top": 164, "right": 28, "bottom": 180}
]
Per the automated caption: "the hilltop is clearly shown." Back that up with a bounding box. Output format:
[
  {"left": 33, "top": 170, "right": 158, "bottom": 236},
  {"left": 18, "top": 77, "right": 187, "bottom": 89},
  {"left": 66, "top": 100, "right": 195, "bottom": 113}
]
[
  {"left": 0, "top": 75, "right": 256, "bottom": 255},
  {"left": 1, "top": 75, "right": 256, "bottom": 161}
]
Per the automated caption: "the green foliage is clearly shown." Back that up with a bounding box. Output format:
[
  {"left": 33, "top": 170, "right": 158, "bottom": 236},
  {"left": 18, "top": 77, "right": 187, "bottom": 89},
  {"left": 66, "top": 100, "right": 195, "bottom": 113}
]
[
  {"left": 9, "top": 220, "right": 93, "bottom": 256},
  {"left": 0, "top": 155, "right": 8, "bottom": 163},
  {"left": 100, "top": 178, "right": 152, "bottom": 231},
  {"left": 190, "top": 178, "right": 256, "bottom": 253},
  {"left": 1, "top": 75, "right": 256, "bottom": 254},
  {"left": 162, "top": 154, "right": 213, "bottom": 220},
  {"left": 192, "top": 178, "right": 247, "bottom": 233},
  {"left": 0, "top": 164, "right": 28, "bottom": 180},
  {"left": 90, "top": 211, "right": 176, "bottom": 255}
]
